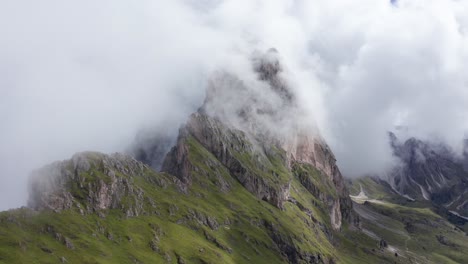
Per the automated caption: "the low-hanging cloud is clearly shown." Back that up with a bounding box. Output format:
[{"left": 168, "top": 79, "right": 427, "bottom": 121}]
[{"left": 1, "top": 0, "right": 468, "bottom": 210}]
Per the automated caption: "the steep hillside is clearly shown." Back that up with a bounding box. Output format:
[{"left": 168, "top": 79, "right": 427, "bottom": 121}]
[
  {"left": 349, "top": 176, "right": 468, "bottom": 263},
  {"left": 3, "top": 49, "right": 468, "bottom": 264},
  {"left": 0, "top": 49, "right": 402, "bottom": 264},
  {"left": 1, "top": 147, "right": 380, "bottom": 263},
  {"left": 387, "top": 133, "right": 468, "bottom": 220}
]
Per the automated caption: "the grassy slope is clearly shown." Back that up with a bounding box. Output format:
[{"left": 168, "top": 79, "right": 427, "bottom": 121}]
[
  {"left": 347, "top": 177, "right": 468, "bottom": 264},
  {"left": 0, "top": 136, "right": 343, "bottom": 264},
  {"left": 3, "top": 136, "right": 435, "bottom": 264}
]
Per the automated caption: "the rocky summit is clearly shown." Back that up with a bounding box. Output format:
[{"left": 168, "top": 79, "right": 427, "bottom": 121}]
[
  {"left": 1, "top": 50, "right": 468, "bottom": 264},
  {"left": 387, "top": 133, "right": 468, "bottom": 219}
]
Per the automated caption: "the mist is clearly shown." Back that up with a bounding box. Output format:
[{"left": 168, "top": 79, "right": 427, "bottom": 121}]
[{"left": 2, "top": 0, "right": 468, "bottom": 210}]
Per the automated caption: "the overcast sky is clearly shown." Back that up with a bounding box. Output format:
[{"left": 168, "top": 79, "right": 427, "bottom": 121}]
[{"left": 1, "top": 0, "right": 468, "bottom": 210}]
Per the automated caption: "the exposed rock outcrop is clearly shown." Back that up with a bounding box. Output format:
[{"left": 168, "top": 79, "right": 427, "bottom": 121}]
[
  {"left": 28, "top": 152, "right": 151, "bottom": 215},
  {"left": 162, "top": 113, "right": 292, "bottom": 209},
  {"left": 163, "top": 49, "right": 354, "bottom": 229},
  {"left": 388, "top": 133, "right": 468, "bottom": 216},
  {"left": 22, "top": 49, "right": 360, "bottom": 264}
]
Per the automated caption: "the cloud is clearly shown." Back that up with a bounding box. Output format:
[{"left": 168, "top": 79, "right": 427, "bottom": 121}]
[
  {"left": 0, "top": 1, "right": 217, "bottom": 209},
  {"left": 320, "top": 0, "right": 468, "bottom": 175},
  {"left": 1, "top": 0, "right": 468, "bottom": 210}
]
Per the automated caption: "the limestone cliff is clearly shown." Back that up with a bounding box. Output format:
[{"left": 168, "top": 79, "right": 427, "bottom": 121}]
[
  {"left": 28, "top": 152, "right": 164, "bottom": 217},
  {"left": 15, "top": 50, "right": 362, "bottom": 264},
  {"left": 162, "top": 49, "right": 354, "bottom": 230},
  {"left": 387, "top": 133, "right": 468, "bottom": 217}
]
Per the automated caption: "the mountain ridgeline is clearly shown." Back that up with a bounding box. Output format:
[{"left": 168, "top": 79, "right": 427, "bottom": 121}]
[
  {"left": 0, "top": 49, "right": 359, "bottom": 264},
  {"left": 387, "top": 132, "right": 468, "bottom": 220},
  {"left": 2, "top": 50, "right": 468, "bottom": 264}
]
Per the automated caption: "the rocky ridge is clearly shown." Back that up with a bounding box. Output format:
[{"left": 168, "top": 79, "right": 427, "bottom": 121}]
[
  {"left": 28, "top": 152, "right": 171, "bottom": 217},
  {"left": 5, "top": 50, "right": 365, "bottom": 264},
  {"left": 162, "top": 49, "right": 354, "bottom": 230},
  {"left": 387, "top": 133, "right": 468, "bottom": 217}
]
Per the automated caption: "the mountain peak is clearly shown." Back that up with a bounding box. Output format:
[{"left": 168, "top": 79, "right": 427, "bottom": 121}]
[
  {"left": 27, "top": 151, "right": 157, "bottom": 215},
  {"left": 252, "top": 48, "right": 295, "bottom": 104},
  {"left": 201, "top": 49, "right": 297, "bottom": 128},
  {"left": 160, "top": 50, "right": 355, "bottom": 230},
  {"left": 387, "top": 134, "right": 468, "bottom": 215}
]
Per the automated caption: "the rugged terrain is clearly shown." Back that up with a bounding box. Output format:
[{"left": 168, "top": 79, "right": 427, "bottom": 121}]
[
  {"left": 1, "top": 50, "right": 468, "bottom": 264},
  {"left": 345, "top": 133, "right": 468, "bottom": 263},
  {"left": 348, "top": 176, "right": 468, "bottom": 264},
  {"left": 386, "top": 133, "right": 468, "bottom": 222}
]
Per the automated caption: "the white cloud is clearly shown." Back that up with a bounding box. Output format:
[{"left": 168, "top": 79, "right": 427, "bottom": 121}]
[{"left": 1, "top": 0, "right": 468, "bottom": 209}]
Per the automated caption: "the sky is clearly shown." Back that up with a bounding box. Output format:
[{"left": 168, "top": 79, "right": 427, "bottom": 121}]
[{"left": 1, "top": 0, "right": 468, "bottom": 210}]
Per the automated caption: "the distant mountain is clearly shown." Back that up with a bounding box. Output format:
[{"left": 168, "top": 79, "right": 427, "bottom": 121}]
[
  {"left": 1, "top": 50, "right": 468, "bottom": 264},
  {"left": 387, "top": 132, "right": 468, "bottom": 218},
  {"left": 348, "top": 175, "right": 468, "bottom": 264},
  {"left": 0, "top": 50, "right": 361, "bottom": 264}
]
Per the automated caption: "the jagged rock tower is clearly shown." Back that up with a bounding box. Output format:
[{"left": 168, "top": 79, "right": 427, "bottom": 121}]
[
  {"left": 22, "top": 49, "right": 358, "bottom": 264},
  {"left": 162, "top": 49, "right": 354, "bottom": 230}
]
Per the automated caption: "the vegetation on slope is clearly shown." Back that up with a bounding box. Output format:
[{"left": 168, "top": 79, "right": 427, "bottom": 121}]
[
  {"left": 0, "top": 137, "right": 340, "bottom": 264},
  {"left": 348, "top": 177, "right": 468, "bottom": 264}
]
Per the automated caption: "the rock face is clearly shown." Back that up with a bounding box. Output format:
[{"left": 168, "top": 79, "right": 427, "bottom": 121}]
[
  {"left": 163, "top": 49, "right": 354, "bottom": 229},
  {"left": 388, "top": 133, "right": 468, "bottom": 216},
  {"left": 28, "top": 152, "right": 149, "bottom": 216},
  {"left": 20, "top": 149, "right": 347, "bottom": 263},
  {"left": 163, "top": 112, "right": 292, "bottom": 209},
  {"left": 22, "top": 49, "right": 359, "bottom": 264}
]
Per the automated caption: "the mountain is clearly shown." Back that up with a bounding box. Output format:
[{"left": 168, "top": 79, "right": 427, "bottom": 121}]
[
  {"left": 348, "top": 176, "right": 468, "bottom": 264},
  {"left": 1, "top": 50, "right": 468, "bottom": 264},
  {"left": 386, "top": 133, "right": 468, "bottom": 220},
  {"left": 345, "top": 133, "right": 468, "bottom": 263}
]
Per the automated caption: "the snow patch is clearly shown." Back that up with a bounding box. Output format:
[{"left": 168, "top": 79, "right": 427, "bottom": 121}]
[{"left": 449, "top": 210, "right": 468, "bottom": 221}]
